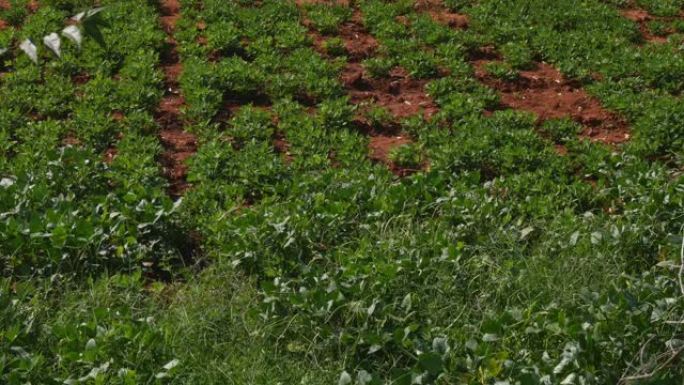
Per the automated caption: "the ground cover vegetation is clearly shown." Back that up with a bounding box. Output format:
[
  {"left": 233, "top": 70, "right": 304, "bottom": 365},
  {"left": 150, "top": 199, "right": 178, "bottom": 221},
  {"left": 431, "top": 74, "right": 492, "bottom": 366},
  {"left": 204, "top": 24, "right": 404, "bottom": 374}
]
[{"left": 0, "top": 0, "right": 683, "bottom": 384}]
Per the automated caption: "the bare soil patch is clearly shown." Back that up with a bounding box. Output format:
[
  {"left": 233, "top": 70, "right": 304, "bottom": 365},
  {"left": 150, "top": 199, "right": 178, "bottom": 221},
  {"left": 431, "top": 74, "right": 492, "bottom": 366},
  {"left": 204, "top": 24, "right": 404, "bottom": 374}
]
[
  {"left": 0, "top": 0, "right": 10, "bottom": 29},
  {"left": 273, "top": 132, "right": 294, "bottom": 164},
  {"left": 332, "top": 10, "right": 437, "bottom": 121},
  {"left": 71, "top": 72, "right": 91, "bottom": 85},
  {"left": 104, "top": 147, "right": 118, "bottom": 164},
  {"left": 159, "top": 0, "right": 180, "bottom": 32},
  {"left": 621, "top": 8, "right": 677, "bottom": 43},
  {"left": 414, "top": 0, "right": 469, "bottom": 29},
  {"left": 27, "top": 0, "right": 38, "bottom": 13},
  {"left": 156, "top": 0, "right": 197, "bottom": 198},
  {"left": 334, "top": 10, "right": 379, "bottom": 60},
  {"left": 343, "top": 65, "right": 439, "bottom": 121},
  {"left": 474, "top": 61, "right": 630, "bottom": 144}
]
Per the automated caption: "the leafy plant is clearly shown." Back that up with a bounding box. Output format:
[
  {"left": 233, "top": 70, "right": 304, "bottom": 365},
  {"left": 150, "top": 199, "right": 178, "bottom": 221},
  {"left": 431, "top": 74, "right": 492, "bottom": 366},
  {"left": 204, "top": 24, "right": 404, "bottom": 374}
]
[
  {"left": 541, "top": 118, "right": 583, "bottom": 143},
  {"left": 363, "top": 56, "right": 395, "bottom": 78},
  {"left": 322, "top": 36, "right": 345, "bottom": 56},
  {"left": 388, "top": 143, "right": 424, "bottom": 169},
  {"left": 485, "top": 61, "right": 519, "bottom": 81},
  {"left": 304, "top": 3, "right": 352, "bottom": 35}
]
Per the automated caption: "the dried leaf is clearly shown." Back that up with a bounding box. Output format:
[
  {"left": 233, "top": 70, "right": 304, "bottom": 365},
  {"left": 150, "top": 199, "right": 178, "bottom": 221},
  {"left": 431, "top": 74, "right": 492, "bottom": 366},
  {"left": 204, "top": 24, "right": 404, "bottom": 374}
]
[
  {"left": 19, "top": 39, "right": 38, "bottom": 64},
  {"left": 43, "top": 33, "right": 61, "bottom": 57},
  {"left": 62, "top": 25, "right": 83, "bottom": 47}
]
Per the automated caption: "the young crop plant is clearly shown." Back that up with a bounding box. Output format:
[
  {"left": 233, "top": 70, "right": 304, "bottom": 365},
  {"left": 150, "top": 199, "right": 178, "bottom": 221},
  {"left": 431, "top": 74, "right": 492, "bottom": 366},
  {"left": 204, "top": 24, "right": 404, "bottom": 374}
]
[
  {"left": 443, "top": 0, "right": 477, "bottom": 11},
  {"left": 365, "top": 105, "right": 395, "bottom": 130},
  {"left": 205, "top": 20, "right": 242, "bottom": 57},
  {"left": 303, "top": 3, "right": 352, "bottom": 35},
  {"left": 180, "top": 57, "right": 223, "bottom": 122},
  {"left": 648, "top": 20, "right": 671, "bottom": 37},
  {"left": 541, "top": 118, "right": 583, "bottom": 144},
  {"left": 318, "top": 96, "right": 356, "bottom": 131},
  {"left": 636, "top": 0, "right": 684, "bottom": 17},
  {"left": 226, "top": 105, "right": 274, "bottom": 145},
  {"left": 674, "top": 20, "right": 684, "bottom": 33},
  {"left": 500, "top": 41, "right": 535, "bottom": 70},
  {"left": 388, "top": 142, "right": 425, "bottom": 169},
  {"left": 321, "top": 36, "right": 346, "bottom": 56},
  {"left": 398, "top": 47, "right": 440, "bottom": 79},
  {"left": 363, "top": 56, "right": 395, "bottom": 78},
  {"left": 484, "top": 61, "right": 520, "bottom": 81},
  {"left": 0, "top": 0, "right": 30, "bottom": 27}
]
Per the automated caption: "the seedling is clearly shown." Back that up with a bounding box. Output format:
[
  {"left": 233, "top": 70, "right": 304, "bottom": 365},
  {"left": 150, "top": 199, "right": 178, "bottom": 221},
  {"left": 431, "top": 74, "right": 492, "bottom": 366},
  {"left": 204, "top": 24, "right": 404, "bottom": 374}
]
[
  {"left": 485, "top": 61, "right": 519, "bottom": 81},
  {"left": 322, "top": 37, "right": 346, "bottom": 56},
  {"left": 388, "top": 143, "right": 424, "bottom": 169}
]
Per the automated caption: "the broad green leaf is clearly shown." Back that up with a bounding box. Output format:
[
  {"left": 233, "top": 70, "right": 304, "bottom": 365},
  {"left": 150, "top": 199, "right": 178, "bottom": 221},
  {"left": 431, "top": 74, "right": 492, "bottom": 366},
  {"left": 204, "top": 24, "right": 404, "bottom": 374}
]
[{"left": 418, "top": 352, "right": 443, "bottom": 375}]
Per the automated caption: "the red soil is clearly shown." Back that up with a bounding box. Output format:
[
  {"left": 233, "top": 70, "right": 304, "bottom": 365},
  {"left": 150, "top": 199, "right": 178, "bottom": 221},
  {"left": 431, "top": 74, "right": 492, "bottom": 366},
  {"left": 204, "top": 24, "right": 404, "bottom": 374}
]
[
  {"left": 273, "top": 133, "right": 294, "bottom": 164},
  {"left": 343, "top": 65, "right": 439, "bottom": 121},
  {"left": 27, "top": 0, "right": 38, "bottom": 13},
  {"left": 338, "top": 11, "right": 378, "bottom": 59},
  {"left": 112, "top": 111, "right": 125, "bottom": 122},
  {"left": 159, "top": 0, "right": 180, "bottom": 32},
  {"left": 621, "top": 8, "right": 673, "bottom": 43},
  {"left": 297, "top": 2, "right": 437, "bottom": 173},
  {"left": 72, "top": 73, "right": 91, "bottom": 85},
  {"left": 104, "top": 147, "right": 118, "bottom": 164},
  {"left": 474, "top": 61, "right": 630, "bottom": 145},
  {"left": 415, "top": 0, "right": 469, "bottom": 29},
  {"left": 369, "top": 135, "right": 411, "bottom": 162},
  {"left": 157, "top": 0, "right": 197, "bottom": 197},
  {"left": 163, "top": 62, "right": 183, "bottom": 85},
  {"left": 0, "top": 0, "right": 8, "bottom": 29},
  {"left": 622, "top": 8, "right": 650, "bottom": 22},
  {"left": 62, "top": 135, "right": 81, "bottom": 146},
  {"left": 330, "top": 10, "right": 437, "bottom": 121}
]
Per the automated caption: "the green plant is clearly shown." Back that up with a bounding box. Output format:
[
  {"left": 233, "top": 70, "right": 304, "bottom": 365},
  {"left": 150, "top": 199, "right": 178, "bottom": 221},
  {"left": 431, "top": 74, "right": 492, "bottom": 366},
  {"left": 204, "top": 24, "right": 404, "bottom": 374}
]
[
  {"left": 485, "top": 61, "right": 519, "bottom": 81},
  {"left": 303, "top": 3, "right": 351, "bottom": 35},
  {"left": 322, "top": 36, "right": 345, "bottom": 56},
  {"left": 648, "top": 20, "right": 671, "bottom": 37},
  {"left": 205, "top": 20, "right": 242, "bottom": 55},
  {"left": 365, "top": 105, "right": 394, "bottom": 129},
  {"left": 501, "top": 41, "right": 535, "bottom": 69},
  {"left": 541, "top": 118, "right": 583, "bottom": 143},
  {"left": 388, "top": 143, "right": 424, "bottom": 169},
  {"left": 362, "top": 56, "right": 395, "bottom": 78}
]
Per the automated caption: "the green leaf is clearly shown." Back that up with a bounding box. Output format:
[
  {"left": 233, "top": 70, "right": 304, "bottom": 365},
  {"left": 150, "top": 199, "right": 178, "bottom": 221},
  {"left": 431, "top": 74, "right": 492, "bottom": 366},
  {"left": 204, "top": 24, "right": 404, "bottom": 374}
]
[{"left": 418, "top": 352, "right": 443, "bottom": 375}]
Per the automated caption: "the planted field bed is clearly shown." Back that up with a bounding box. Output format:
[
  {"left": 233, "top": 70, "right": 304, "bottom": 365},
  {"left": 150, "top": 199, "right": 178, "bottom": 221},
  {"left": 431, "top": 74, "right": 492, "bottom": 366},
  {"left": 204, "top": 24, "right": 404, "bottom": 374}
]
[{"left": 0, "top": 0, "right": 683, "bottom": 384}]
